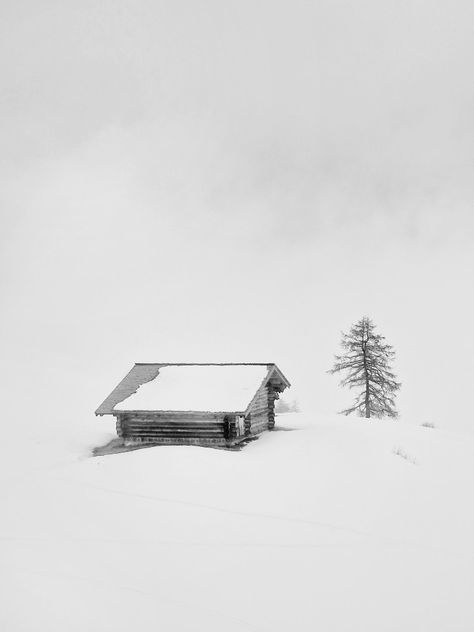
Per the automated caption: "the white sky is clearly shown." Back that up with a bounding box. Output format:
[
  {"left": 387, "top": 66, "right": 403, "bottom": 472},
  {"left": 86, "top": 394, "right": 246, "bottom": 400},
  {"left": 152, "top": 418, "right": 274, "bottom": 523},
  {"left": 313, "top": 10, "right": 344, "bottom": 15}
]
[{"left": 1, "top": 0, "right": 473, "bottom": 434}]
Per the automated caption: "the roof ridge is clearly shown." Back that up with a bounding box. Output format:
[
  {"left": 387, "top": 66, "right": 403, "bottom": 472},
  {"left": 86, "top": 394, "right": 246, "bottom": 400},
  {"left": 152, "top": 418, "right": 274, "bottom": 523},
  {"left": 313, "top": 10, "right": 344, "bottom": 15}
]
[{"left": 134, "top": 362, "right": 275, "bottom": 366}]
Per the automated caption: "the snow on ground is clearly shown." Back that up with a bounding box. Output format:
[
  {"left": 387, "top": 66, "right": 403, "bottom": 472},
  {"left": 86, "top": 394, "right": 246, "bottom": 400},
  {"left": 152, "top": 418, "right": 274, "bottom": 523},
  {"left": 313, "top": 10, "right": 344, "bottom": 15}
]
[
  {"left": 114, "top": 364, "right": 270, "bottom": 412},
  {"left": 2, "top": 413, "right": 474, "bottom": 631}
]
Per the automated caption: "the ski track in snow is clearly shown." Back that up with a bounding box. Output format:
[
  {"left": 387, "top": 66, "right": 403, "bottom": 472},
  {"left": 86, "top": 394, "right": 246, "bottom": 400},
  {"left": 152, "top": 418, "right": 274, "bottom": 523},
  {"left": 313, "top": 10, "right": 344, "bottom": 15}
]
[
  {"left": 6, "top": 565, "right": 266, "bottom": 632},
  {"left": 47, "top": 474, "right": 474, "bottom": 564}
]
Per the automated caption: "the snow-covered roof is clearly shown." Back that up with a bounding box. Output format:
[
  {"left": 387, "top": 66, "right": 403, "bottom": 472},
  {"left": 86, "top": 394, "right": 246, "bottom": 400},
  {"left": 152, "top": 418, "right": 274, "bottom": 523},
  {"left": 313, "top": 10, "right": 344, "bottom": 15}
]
[{"left": 96, "top": 363, "right": 290, "bottom": 415}]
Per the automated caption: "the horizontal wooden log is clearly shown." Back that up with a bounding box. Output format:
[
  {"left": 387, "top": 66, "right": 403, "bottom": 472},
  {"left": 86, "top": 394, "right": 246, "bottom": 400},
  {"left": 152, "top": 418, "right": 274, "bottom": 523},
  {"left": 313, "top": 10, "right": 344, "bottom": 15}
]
[
  {"left": 124, "top": 429, "right": 224, "bottom": 435},
  {"left": 250, "top": 419, "right": 268, "bottom": 426},
  {"left": 123, "top": 420, "right": 223, "bottom": 426},
  {"left": 123, "top": 432, "right": 224, "bottom": 436},
  {"left": 123, "top": 422, "right": 224, "bottom": 430},
  {"left": 248, "top": 398, "right": 268, "bottom": 407},
  {"left": 124, "top": 437, "right": 225, "bottom": 442},
  {"left": 123, "top": 432, "right": 224, "bottom": 440},
  {"left": 116, "top": 411, "right": 231, "bottom": 419},
  {"left": 126, "top": 426, "right": 222, "bottom": 432},
  {"left": 124, "top": 437, "right": 228, "bottom": 445},
  {"left": 248, "top": 411, "right": 267, "bottom": 418},
  {"left": 252, "top": 394, "right": 268, "bottom": 403},
  {"left": 123, "top": 429, "right": 224, "bottom": 435},
  {"left": 123, "top": 423, "right": 224, "bottom": 430}
]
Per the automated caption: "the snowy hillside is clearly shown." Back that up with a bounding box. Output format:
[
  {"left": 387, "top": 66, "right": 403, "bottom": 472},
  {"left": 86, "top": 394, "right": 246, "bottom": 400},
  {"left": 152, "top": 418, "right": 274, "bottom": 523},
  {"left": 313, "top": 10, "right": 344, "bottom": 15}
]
[{"left": 2, "top": 414, "right": 474, "bottom": 631}]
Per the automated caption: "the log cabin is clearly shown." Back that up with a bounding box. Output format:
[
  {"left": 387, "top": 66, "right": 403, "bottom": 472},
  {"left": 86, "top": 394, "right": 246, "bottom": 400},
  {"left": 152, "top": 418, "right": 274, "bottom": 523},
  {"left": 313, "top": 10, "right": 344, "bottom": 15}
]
[{"left": 95, "top": 363, "right": 291, "bottom": 447}]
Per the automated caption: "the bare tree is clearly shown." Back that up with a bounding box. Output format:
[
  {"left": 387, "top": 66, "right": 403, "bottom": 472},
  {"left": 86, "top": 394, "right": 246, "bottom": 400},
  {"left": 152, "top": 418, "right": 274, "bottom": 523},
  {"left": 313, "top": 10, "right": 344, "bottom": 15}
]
[{"left": 329, "top": 317, "right": 401, "bottom": 418}]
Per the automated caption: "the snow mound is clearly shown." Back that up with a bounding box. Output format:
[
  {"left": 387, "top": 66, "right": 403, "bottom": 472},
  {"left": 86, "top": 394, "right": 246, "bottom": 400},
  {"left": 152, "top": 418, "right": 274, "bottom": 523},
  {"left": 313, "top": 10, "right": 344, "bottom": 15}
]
[{"left": 2, "top": 414, "right": 474, "bottom": 631}]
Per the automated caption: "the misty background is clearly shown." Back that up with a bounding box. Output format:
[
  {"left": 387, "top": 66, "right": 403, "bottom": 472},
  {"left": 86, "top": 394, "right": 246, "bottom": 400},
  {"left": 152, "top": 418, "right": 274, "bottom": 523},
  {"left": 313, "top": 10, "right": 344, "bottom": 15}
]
[{"left": 1, "top": 0, "right": 473, "bottom": 447}]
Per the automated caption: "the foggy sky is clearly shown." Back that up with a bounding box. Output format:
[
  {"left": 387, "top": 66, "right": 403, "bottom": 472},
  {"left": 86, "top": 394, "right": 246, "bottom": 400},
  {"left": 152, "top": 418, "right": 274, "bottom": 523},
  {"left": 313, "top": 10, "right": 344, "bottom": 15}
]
[{"left": 1, "top": 0, "right": 473, "bottom": 434}]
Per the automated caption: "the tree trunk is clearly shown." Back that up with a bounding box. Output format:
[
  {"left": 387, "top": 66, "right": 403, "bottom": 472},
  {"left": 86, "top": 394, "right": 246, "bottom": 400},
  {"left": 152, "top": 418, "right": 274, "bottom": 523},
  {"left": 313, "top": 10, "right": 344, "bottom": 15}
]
[{"left": 362, "top": 332, "right": 370, "bottom": 418}]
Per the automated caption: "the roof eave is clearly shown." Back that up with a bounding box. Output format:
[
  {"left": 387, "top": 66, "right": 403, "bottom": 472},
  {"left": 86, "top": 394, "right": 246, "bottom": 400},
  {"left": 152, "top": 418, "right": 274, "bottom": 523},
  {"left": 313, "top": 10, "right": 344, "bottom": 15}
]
[
  {"left": 266, "top": 364, "right": 291, "bottom": 389},
  {"left": 111, "top": 409, "right": 247, "bottom": 415}
]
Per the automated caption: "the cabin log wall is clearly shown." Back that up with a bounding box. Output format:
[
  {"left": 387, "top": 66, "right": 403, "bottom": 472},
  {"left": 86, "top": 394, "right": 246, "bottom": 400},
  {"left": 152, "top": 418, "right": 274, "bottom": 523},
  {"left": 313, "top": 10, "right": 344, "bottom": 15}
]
[
  {"left": 116, "top": 411, "right": 230, "bottom": 446},
  {"left": 245, "top": 384, "right": 271, "bottom": 435},
  {"left": 245, "top": 382, "right": 282, "bottom": 434}
]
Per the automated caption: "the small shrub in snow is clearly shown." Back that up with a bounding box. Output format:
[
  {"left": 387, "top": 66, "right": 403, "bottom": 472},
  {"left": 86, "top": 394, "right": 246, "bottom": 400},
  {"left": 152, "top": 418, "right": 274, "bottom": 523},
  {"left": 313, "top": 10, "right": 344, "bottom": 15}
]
[
  {"left": 393, "top": 446, "right": 417, "bottom": 465},
  {"left": 275, "top": 398, "right": 300, "bottom": 414},
  {"left": 421, "top": 421, "right": 436, "bottom": 429}
]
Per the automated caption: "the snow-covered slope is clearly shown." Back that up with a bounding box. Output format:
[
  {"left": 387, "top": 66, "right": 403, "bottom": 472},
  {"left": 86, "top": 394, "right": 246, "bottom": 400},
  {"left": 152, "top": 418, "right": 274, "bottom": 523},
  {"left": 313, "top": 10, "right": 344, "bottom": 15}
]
[{"left": 2, "top": 414, "right": 474, "bottom": 631}]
